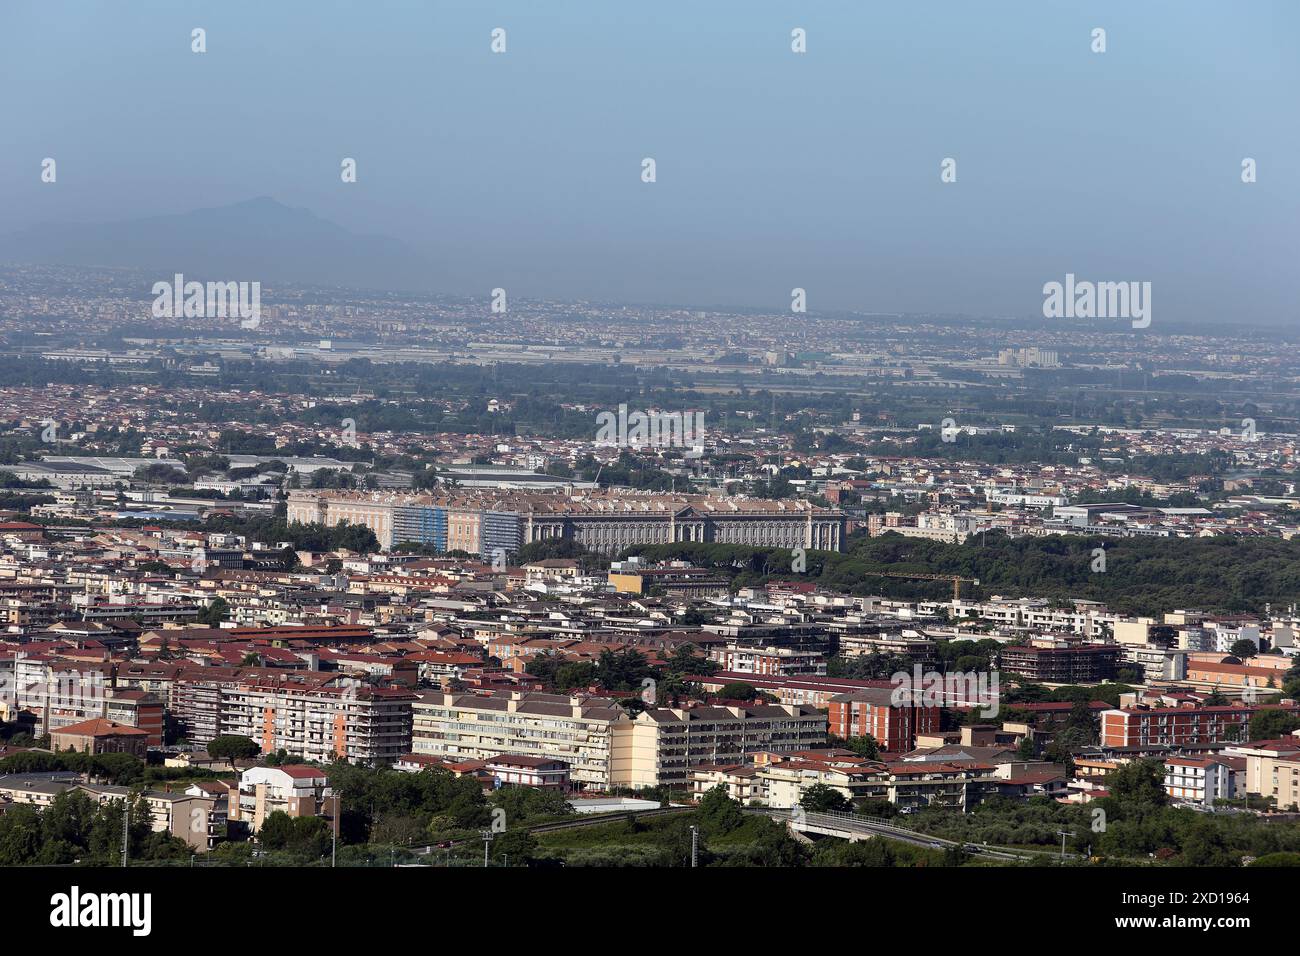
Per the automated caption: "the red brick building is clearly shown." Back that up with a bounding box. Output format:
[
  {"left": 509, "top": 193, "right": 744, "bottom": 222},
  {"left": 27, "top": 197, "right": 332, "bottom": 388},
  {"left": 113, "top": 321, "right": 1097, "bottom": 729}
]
[
  {"left": 1100, "top": 702, "right": 1300, "bottom": 748},
  {"left": 105, "top": 690, "right": 165, "bottom": 747},
  {"left": 828, "top": 688, "right": 940, "bottom": 752}
]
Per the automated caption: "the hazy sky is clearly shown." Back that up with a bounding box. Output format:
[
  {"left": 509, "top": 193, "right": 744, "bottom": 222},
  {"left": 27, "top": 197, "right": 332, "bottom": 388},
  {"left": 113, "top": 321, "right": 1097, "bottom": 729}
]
[{"left": 1, "top": 0, "right": 1297, "bottom": 326}]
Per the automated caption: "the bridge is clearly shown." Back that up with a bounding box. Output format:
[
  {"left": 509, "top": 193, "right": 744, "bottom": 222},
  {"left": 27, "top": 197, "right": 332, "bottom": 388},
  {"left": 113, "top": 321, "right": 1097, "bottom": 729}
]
[{"left": 758, "top": 807, "right": 1071, "bottom": 862}]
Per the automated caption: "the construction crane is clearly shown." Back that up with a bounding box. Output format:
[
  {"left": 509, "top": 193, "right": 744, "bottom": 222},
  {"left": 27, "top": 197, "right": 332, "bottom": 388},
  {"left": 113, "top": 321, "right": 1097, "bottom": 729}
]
[{"left": 858, "top": 570, "right": 980, "bottom": 601}]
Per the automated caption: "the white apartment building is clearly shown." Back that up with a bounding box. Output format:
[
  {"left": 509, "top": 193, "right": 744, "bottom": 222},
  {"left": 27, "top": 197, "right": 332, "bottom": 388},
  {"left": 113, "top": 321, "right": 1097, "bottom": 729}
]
[
  {"left": 1206, "top": 622, "right": 1261, "bottom": 655},
  {"left": 709, "top": 643, "right": 827, "bottom": 677},
  {"left": 229, "top": 765, "right": 336, "bottom": 834},
  {"left": 221, "top": 679, "right": 415, "bottom": 766},
  {"left": 1164, "top": 756, "right": 1237, "bottom": 807},
  {"left": 951, "top": 597, "right": 1109, "bottom": 637}
]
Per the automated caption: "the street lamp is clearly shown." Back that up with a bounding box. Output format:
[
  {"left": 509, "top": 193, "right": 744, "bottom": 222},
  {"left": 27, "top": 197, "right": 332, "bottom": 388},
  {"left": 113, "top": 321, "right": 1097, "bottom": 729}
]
[{"left": 1056, "top": 829, "right": 1074, "bottom": 863}]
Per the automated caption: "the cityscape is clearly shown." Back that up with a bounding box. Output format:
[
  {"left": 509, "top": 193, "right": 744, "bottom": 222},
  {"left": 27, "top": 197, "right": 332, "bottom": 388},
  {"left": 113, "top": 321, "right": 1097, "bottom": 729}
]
[{"left": 2, "top": 0, "right": 1294, "bottom": 937}]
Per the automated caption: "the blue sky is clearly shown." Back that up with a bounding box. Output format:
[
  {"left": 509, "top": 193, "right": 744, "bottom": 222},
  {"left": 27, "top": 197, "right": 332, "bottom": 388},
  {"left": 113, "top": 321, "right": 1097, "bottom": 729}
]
[{"left": 1, "top": 0, "right": 1296, "bottom": 325}]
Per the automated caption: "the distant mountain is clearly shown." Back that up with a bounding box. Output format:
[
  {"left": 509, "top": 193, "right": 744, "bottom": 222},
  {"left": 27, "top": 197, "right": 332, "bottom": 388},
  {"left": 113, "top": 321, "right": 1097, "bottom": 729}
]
[{"left": 0, "top": 197, "right": 436, "bottom": 292}]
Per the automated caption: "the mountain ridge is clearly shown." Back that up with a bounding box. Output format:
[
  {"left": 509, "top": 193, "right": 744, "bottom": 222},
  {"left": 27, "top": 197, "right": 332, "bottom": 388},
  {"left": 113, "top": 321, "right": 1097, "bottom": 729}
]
[{"left": 0, "top": 198, "right": 436, "bottom": 292}]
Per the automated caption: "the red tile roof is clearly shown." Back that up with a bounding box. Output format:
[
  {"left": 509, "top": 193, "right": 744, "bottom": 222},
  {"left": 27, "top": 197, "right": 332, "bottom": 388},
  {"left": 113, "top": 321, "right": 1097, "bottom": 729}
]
[{"left": 51, "top": 718, "right": 148, "bottom": 738}]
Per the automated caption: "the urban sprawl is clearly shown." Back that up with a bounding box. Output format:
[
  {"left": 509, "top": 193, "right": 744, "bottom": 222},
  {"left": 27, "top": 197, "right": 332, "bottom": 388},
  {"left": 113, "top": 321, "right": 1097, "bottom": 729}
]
[{"left": 0, "top": 265, "right": 1297, "bottom": 868}]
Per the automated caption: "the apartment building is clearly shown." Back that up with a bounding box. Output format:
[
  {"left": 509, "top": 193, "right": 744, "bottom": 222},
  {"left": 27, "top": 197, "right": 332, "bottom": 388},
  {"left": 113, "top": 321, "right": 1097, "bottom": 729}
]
[
  {"left": 103, "top": 691, "right": 165, "bottom": 746},
  {"left": 0, "top": 772, "right": 83, "bottom": 808},
  {"left": 5, "top": 654, "right": 112, "bottom": 736},
  {"left": 827, "top": 688, "right": 941, "bottom": 752},
  {"left": 1100, "top": 703, "right": 1299, "bottom": 748},
  {"left": 691, "top": 672, "right": 895, "bottom": 708},
  {"left": 612, "top": 703, "right": 827, "bottom": 789},
  {"left": 1122, "top": 644, "right": 1185, "bottom": 683},
  {"left": 1184, "top": 659, "right": 1283, "bottom": 694},
  {"left": 170, "top": 668, "right": 252, "bottom": 746},
  {"left": 228, "top": 765, "right": 337, "bottom": 834},
  {"left": 78, "top": 784, "right": 226, "bottom": 852},
  {"left": 1262, "top": 756, "right": 1300, "bottom": 811},
  {"left": 999, "top": 644, "right": 1120, "bottom": 683},
  {"left": 953, "top": 597, "right": 1109, "bottom": 638},
  {"left": 710, "top": 643, "right": 827, "bottom": 678},
  {"left": 607, "top": 565, "right": 729, "bottom": 598},
  {"left": 688, "top": 751, "right": 1050, "bottom": 812},
  {"left": 412, "top": 691, "right": 826, "bottom": 790},
  {"left": 750, "top": 755, "right": 888, "bottom": 809},
  {"left": 688, "top": 763, "right": 765, "bottom": 804},
  {"left": 2, "top": 654, "right": 167, "bottom": 744},
  {"left": 1220, "top": 738, "right": 1300, "bottom": 809},
  {"left": 883, "top": 511, "right": 980, "bottom": 545},
  {"left": 412, "top": 691, "right": 629, "bottom": 788},
  {"left": 483, "top": 754, "right": 572, "bottom": 790},
  {"left": 886, "top": 762, "right": 1001, "bottom": 812},
  {"left": 1164, "top": 756, "right": 1240, "bottom": 807},
  {"left": 1204, "top": 622, "right": 1261, "bottom": 655},
  {"left": 221, "top": 678, "right": 415, "bottom": 766}
]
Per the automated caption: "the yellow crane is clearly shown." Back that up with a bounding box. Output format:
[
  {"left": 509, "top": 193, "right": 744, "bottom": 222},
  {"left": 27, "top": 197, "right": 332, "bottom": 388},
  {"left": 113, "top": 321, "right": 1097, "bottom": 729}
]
[{"left": 859, "top": 570, "right": 980, "bottom": 601}]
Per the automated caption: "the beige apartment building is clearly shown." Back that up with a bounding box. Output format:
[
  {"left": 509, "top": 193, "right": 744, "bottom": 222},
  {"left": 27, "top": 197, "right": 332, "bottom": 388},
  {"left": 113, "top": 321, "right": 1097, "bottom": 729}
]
[
  {"left": 412, "top": 691, "right": 629, "bottom": 788},
  {"left": 1230, "top": 740, "right": 1300, "bottom": 810},
  {"left": 613, "top": 704, "right": 827, "bottom": 789},
  {"left": 78, "top": 784, "right": 226, "bottom": 852},
  {"left": 412, "top": 691, "right": 827, "bottom": 790},
  {"left": 1247, "top": 753, "right": 1300, "bottom": 810}
]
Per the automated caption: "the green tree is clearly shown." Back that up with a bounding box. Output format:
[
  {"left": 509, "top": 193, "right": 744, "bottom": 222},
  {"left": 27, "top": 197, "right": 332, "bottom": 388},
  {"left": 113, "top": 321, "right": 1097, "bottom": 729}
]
[
  {"left": 207, "top": 734, "right": 260, "bottom": 779},
  {"left": 1249, "top": 708, "right": 1300, "bottom": 740},
  {"left": 812, "top": 836, "right": 896, "bottom": 867},
  {"left": 1230, "top": 639, "right": 1259, "bottom": 660},
  {"left": 490, "top": 786, "right": 574, "bottom": 826},
  {"left": 0, "top": 804, "right": 42, "bottom": 864},
  {"left": 369, "top": 812, "right": 427, "bottom": 847},
  {"left": 40, "top": 789, "right": 98, "bottom": 849},
  {"left": 721, "top": 817, "right": 807, "bottom": 867},
  {"left": 1105, "top": 760, "right": 1168, "bottom": 809},
  {"left": 196, "top": 596, "right": 231, "bottom": 626},
  {"left": 490, "top": 828, "right": 539, "bottom": 865},
  {"left": 1180, "top": 821, "right": 1235, "bottom": 867},
  {"left": 717, "top": 682, "right": 760, "bottom": 701},
  {"left": 697, "top": 786, "right": 745, "bottom": 835},
  {"left": 800, "top": 784, "right": 851, "bottom": 814},
  {"left": 843, "top": 735, "right": 880, "bottom": 759}
]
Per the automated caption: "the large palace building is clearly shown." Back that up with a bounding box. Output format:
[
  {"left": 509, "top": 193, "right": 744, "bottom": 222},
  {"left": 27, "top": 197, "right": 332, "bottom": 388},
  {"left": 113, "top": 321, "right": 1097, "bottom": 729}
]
[{"left": 286, "top": 489, "right": 845, "bottom": 556}]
